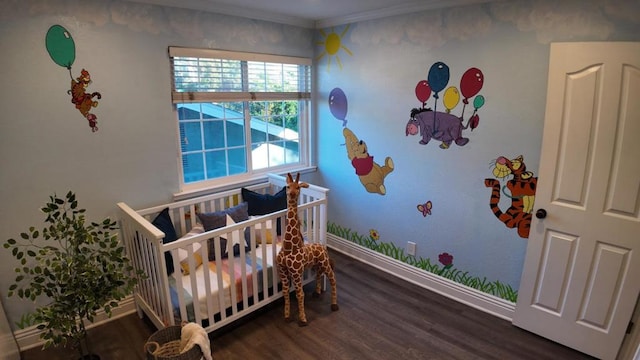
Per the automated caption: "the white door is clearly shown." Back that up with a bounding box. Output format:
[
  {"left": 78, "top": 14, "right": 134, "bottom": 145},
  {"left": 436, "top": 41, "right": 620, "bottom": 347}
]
[{"left": 513, "top": 42, "right": 640, "bottom": 360}]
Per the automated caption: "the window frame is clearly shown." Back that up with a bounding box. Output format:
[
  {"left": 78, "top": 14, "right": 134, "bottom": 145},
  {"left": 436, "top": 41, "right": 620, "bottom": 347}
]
[{"left": 169, "top": 47, "right": 313, "bottom": 194}]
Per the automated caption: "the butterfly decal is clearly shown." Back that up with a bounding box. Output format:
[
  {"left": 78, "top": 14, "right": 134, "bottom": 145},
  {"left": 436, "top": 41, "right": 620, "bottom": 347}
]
[{"left": 417, "top": 201, "right": 432, "bottom": 217}]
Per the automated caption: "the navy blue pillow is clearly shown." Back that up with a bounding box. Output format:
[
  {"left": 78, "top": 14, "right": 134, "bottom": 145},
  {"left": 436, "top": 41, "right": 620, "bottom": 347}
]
[
  {"left": 152, "top": 208, "right": 178, "bottom": 276},
  {"left": 241, "top": 187, "right": 287, "bottom": 234}
]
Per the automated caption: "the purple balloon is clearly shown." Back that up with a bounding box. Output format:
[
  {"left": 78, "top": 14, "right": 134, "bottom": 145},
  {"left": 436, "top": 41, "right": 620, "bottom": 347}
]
[{"left": 329, "top": 88, "right": 348, "bottom": 126}]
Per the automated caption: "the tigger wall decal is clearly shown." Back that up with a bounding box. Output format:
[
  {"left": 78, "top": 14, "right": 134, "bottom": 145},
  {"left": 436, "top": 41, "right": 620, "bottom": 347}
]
[
  {"left": 45, "top": 25, "right": 101, "bottom": 132},
  {"left": 69, "top": 69, "right": 101, "bottom": 131},
  {"left": 484, "top": 155, "right": 537, "bottom": 239}
]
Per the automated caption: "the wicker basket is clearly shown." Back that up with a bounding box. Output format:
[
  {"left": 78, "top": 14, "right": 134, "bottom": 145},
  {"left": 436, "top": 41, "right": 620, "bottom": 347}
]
[{"left": 144, "top": 325, "right": 203, "bottom": 360}]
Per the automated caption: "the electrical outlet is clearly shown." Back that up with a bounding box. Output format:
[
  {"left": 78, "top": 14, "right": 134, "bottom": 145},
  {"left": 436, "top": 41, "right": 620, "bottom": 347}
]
[{"left": 407, "top": 241, "right": 417, "bottom": 256}]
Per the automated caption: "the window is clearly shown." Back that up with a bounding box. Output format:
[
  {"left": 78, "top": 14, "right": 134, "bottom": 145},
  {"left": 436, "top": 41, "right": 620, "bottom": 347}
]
[{"left": 169, "top": 47, "right": 311, "bottom": 189}]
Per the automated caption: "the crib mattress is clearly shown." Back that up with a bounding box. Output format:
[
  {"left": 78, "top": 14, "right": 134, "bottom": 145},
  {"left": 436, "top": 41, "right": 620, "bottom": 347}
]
[{"left": 169, "top": 242, "right": 281, "bottom": 321}]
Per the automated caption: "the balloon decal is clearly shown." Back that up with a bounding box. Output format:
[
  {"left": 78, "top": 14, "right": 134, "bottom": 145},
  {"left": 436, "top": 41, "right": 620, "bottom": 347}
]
[
  {"left": 460, "top": 67, "right": 484, "bottom": 103},
  {"left": 45, "top": 25, "right": 76, "bottom": 69},
  {"left": 427, "top": 62, "right": 450, "bottom": 100},
  {"left": 427, "top": 62, "right": 450, "bottom": 120},
  {"left": 473, "top": 95, "right": 485, "bottom": 109},
  {"left": 45, "top": 25, "right": 102, "bottom": 132},
  {"left": 329, "top": 87, "right": 348, "bottom": 127},
  {"left": 470, "top": 95, "right": 485, "bottom": 130},
  {"left": 459, "top": 67, "right": 484, "bottom": 118},
  {"left": 408, "top": 62, "right": 486, "bottom": 148},
  {"left": 415, "top": 80, "right": 431, "bottom": 108},
  {"left": 443, "top": 86, "right": 460, "bottom": 114}
]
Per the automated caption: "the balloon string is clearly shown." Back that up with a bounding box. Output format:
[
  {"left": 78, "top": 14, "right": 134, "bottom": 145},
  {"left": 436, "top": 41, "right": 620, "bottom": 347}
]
[
  {"left": 461, "top": 102, "right": 467, "bottom": 119},
  {"left": 433, "top": 101, "right": 438, "bottom": 133},
  {"left": 68, "top": 67, "right": 73, "bottom": 81}
]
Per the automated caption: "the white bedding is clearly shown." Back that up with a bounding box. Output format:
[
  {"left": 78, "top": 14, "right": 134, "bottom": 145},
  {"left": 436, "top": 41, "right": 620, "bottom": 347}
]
[{"left": 170, "top": 242, "right": 281, "bottom": 321}]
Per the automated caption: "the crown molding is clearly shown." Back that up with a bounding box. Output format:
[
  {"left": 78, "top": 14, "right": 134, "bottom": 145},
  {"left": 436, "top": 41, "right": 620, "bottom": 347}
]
[
  {"left": 125, "top": 0, "right": 497, "bottom": 29},
  {"left": 124, "top": 0, "right": 316, "bottom": 28},
  {"left": 315, "top": 0, "right": 495, "bottom": 28}
]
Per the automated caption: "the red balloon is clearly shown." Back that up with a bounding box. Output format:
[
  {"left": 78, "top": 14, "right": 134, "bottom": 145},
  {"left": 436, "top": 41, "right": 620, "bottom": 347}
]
[
  {"left": 460, "top": 68, "right": 484, "bottom": 100},
  {"left": 415, "top": 80, "right": 431, "bottom": 104},
  {"left": 470, "top": 114, "right": 480, "bottom": 130}
]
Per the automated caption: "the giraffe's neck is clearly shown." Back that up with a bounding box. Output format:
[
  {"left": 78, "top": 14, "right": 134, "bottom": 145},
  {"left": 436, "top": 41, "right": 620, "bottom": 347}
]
[{"left": 283, "top": 198, "right": 303, "bottom": 254}]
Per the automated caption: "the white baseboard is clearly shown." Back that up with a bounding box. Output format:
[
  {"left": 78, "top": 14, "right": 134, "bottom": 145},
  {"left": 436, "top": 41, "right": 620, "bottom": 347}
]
[
  {"left": 327, "top": 234, "right": 515, "bottom": 321},
  {"left": 14, "top": 296, "right": 137, "bottom": 352}
]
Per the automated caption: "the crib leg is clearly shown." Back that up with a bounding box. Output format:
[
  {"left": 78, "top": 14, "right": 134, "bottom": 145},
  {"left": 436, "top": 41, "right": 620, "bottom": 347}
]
[{"left": 135, "top": 300, "right": 144, "bottom": 319}]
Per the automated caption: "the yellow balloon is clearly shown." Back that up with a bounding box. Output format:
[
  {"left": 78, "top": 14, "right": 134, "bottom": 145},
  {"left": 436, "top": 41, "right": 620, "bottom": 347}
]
[{"left": 443, "top": 86, "right": 460, "bottom": 112}]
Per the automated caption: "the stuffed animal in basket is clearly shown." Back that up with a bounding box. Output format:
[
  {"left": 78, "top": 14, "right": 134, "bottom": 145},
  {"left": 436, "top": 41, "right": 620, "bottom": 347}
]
[{"left": 180, "top": 322, "right": 212, "bottom": 360}]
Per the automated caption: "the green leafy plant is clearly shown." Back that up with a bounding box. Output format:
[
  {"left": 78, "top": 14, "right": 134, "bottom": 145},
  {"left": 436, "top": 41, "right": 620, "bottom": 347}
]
[{"left": 4, "top": 191, "right": 143, "bottom": 359}]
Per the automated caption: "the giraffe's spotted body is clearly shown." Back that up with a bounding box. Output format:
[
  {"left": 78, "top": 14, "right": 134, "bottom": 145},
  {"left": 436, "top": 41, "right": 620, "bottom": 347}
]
[{"left": 276, "top": 173, "right": 339, "bottom": 326}]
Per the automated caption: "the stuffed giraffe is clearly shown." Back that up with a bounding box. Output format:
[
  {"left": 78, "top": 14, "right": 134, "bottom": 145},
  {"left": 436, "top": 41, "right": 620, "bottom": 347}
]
[{"left": 276, "top": 172, "right": 339, "bottom": 326}]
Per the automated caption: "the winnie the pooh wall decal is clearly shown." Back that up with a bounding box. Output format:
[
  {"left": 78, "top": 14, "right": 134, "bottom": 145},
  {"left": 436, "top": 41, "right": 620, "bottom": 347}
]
[
  {"left": 343, "top": 127, "right": 394, "bottom": 195},
  {"left": 328, "top": 87, "right": 394, "bottom": 195},
  {"left": 407, "top": 63, "right": 485, "bottom": 149},
  {"left": 46, "top": 25, "right": 101, "bottom": 132}
]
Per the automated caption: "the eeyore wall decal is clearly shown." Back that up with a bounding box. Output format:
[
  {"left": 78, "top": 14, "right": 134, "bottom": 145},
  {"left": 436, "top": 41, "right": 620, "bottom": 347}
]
[
  {"left": 406, "top": 108, "right": 471, "bottom": 149},
  {"left": 407, "top": 63, "right": 485, "bottom": 149}
]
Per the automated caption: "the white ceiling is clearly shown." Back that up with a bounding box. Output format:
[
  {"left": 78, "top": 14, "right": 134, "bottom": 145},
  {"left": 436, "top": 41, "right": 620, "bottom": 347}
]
[{"left": 126, "top": 0, "right": 492, "bottom": 28}]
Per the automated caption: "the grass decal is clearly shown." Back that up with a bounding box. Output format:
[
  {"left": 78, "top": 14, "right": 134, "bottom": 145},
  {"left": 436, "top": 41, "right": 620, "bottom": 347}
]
[{"left": 327, "top": 221, "right": 518, "bottom": 302}]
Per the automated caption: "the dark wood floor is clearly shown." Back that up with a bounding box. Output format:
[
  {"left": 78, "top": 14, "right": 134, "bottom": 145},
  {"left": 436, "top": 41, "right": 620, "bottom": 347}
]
[{"left": 22, "top": 249, "right": 596, "bottom": 360}]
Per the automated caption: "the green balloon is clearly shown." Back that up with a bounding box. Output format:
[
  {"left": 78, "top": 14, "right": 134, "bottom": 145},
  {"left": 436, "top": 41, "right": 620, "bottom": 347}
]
[
  {"left": 473, "top": 95, "right": 485, "bottom": 109},
  {"left": 45, "top": 25, "right": 75, "bottom": 69}
]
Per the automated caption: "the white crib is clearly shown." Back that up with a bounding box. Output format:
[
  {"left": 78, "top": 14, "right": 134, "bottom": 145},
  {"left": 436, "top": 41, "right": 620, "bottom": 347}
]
[{"left": 117, "top": 174, "right": 329, "bottom": 332}]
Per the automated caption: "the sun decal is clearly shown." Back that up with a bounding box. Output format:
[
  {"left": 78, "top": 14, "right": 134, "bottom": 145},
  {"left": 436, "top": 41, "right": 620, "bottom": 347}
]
[{"left": 316, "top": 25, "right": 352, "bottom": 72}]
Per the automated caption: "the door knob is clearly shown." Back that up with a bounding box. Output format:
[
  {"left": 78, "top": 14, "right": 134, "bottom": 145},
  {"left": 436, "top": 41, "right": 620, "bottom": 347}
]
[{"left": 535, "top": 209, "right": 547, "bottom": 219}]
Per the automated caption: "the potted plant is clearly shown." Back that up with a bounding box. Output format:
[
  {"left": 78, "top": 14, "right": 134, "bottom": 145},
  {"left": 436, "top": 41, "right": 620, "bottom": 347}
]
[{"left": 4, "top": 191, "right": 143, "bottom": 359}]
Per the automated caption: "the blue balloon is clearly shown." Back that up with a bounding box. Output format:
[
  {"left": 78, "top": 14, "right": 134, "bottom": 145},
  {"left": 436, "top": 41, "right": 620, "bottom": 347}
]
[{"left": 427, "top": 62, "right": 450, "bottom": 98}]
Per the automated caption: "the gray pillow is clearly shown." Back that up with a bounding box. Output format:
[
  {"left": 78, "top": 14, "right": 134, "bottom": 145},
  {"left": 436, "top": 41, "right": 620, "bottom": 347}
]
[{"left": 197, "top": 202, "right": 250, "bottom": 260}]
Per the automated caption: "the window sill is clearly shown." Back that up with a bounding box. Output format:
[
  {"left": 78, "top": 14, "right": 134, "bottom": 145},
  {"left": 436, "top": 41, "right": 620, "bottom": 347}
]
[{"left": 173, "top": 166, "right": 317, "bottom": 202}]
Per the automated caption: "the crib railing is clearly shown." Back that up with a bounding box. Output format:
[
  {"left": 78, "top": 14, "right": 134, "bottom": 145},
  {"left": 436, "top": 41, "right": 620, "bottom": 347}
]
[{"left": 117, "top": 174, "right": 329, "bottom": 331}]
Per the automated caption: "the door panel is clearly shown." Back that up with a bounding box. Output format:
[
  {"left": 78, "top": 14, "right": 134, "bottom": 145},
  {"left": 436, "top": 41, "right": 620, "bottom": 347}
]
[
  {"left": 606, "top": 64, "right": 640, "bottom": 217},
  {"left": 553, "top": 65, "right": 598, "bottom": 206},
  {"left": 513, "top": 42, "right": 640, "bottom": 360},
  {"left": 534, "top": 231, "right": 576, "bottom": 314}
]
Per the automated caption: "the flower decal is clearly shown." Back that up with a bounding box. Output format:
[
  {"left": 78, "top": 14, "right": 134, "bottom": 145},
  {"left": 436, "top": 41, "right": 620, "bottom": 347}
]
[
  {"left": 438, "top": 252, "right": 454, "bottom": 275},
  {"left": 369, "top": 229, "right": 379, "bottom": 241},
  {"left": 438, "top": 252, "right": 453, "bottom": 266}
]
